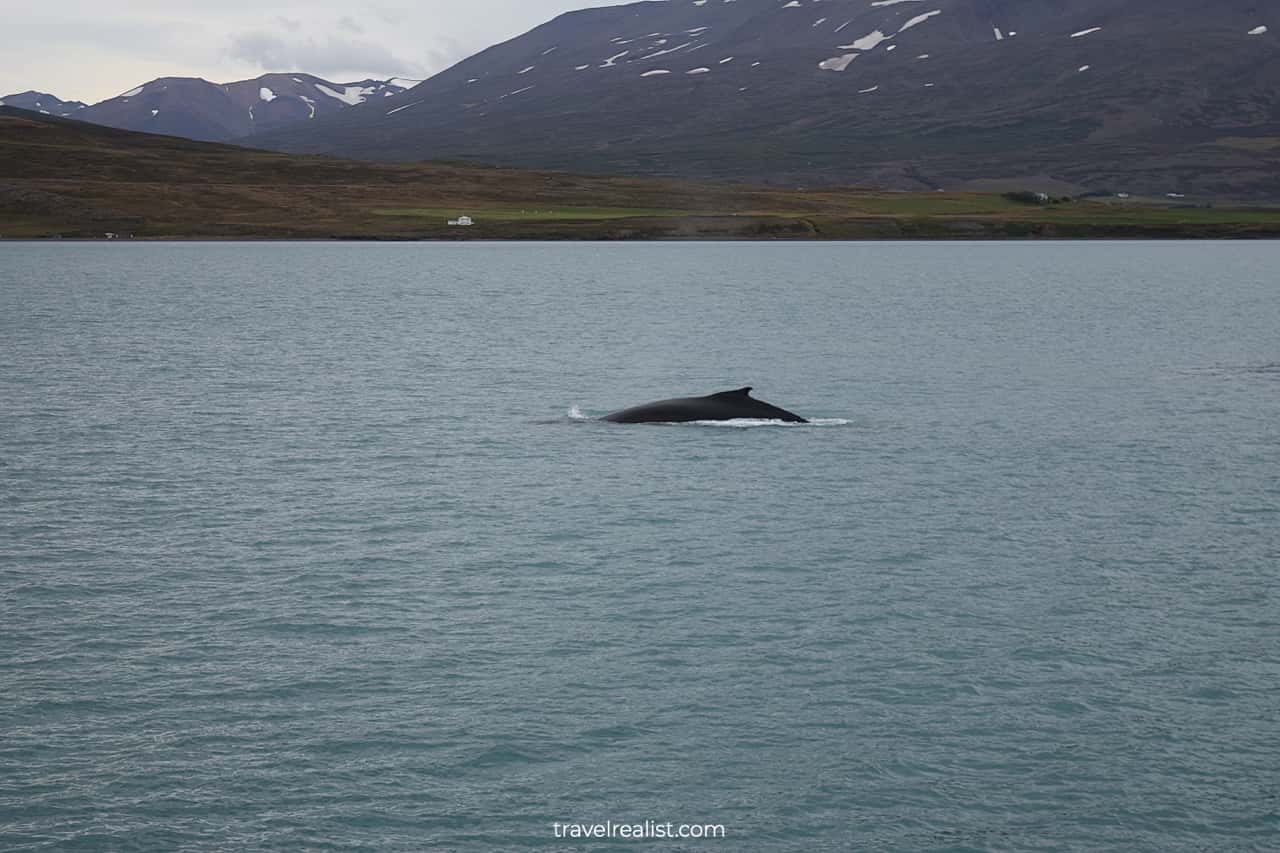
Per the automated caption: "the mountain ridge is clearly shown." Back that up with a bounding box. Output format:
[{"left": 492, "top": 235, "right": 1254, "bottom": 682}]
[
  {"left": 3, "top": 73, "right": 422, "bottom": 144},
  {"left": 0, "top": 91, "right": 88, "bottom": 118}
]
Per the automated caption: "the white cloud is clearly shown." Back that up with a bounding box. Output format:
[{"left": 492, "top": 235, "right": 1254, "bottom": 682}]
[{"left": 227, "top": 31, "right": 423, "bottom": 79}]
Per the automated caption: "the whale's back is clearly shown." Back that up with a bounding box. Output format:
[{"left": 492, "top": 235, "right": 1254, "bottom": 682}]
[{"left": 603, "top": 387, "right": 808, "bottom": 424}]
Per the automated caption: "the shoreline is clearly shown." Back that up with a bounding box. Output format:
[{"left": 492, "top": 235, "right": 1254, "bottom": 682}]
[{"left": 6, "top": 226, "right": 1280, "bottom": 242}]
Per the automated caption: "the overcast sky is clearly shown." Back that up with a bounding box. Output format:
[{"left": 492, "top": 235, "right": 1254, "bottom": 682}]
[{"left": 1, "top": 0, "right": 634, "bottom": 104}]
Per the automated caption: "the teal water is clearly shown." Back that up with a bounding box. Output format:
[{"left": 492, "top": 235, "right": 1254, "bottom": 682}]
[{"left": 1, "top": 241, "right": 1277, "bottom": 851}]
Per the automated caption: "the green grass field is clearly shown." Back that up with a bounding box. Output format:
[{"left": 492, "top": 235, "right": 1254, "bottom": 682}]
[
  {"left": 373, "top": 206, "right": 698, "bottom": 223},
  {"left": 5, "top": 108, "right": 1280, "bottom": 241}
]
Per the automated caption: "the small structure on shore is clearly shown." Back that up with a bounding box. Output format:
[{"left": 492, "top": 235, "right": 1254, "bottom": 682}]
[{"left": 448, "top": 215, "right": 474, "bottom": 227}]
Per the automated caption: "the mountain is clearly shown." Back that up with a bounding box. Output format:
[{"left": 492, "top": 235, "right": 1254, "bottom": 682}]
[
  {"left": 0, "top": 91, "right": 88, "bottom": 117},
  {"left": 251, "top": 0, "right": 1280, "bottom": 198},
  {"left": 73, "top": 74, "right": 420, "bottom": 143}
]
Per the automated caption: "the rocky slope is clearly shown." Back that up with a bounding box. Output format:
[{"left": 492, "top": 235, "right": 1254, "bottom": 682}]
[{"left": 252, "top": 0, "right": 1280, "bottom": 197}]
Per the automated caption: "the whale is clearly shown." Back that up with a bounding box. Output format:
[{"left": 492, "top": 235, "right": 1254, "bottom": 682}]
[{"left": 602, "top": 387, "right": 808, "bottom": 424}]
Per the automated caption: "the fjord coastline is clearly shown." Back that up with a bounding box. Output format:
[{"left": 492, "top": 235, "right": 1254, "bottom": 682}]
[{"left": 4, "top": 107, "right": 1280, "bottom": 242}]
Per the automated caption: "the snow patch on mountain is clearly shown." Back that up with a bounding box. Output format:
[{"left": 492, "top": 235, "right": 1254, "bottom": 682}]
[
  {"left": 899, "top": 11, "right": 942, "bottom": 33},
  {"left": 314, "top": 83, "right": 374, "bottom": 105},
  {"left": 838, "top": 30, "right": 891, "bottom": 51},
  {"left": 642, "top": 43, "right": 692, "bottom": 60},
  {"left": 819, "top": 54, "right": 858, "bottom": 72}
]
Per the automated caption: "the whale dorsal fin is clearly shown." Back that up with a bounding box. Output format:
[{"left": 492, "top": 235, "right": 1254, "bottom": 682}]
[{"left": 708, "top": 386, "right": 753, "bottom": 399}]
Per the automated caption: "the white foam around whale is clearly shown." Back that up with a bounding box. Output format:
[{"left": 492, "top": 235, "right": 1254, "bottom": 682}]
[{"left": 683, "top": 418, "right": 852, "bottom": 428}]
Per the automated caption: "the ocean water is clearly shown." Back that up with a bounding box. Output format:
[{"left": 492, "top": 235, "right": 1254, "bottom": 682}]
[{"left": 1, "top": 241, "right": 1277, "bottom": 852}]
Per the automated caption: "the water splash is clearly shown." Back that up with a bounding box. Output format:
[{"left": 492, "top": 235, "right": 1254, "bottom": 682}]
[{"left": 681, "top": 417, "right": 852, "bottom": 428}]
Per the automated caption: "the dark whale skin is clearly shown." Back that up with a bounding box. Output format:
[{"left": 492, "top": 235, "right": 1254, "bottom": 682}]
[{"left": 602, "top": 387, "right": 808, "bottom": 424}]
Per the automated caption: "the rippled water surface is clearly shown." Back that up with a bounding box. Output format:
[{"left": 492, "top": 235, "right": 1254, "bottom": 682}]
[{"left": 2, "top": 242, "right": 1278, "bottom": 851}]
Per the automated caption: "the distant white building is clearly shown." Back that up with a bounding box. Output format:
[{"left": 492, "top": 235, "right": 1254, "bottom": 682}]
[{"left": 448, "top": 215, "right": 474, "bottom": 227}]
